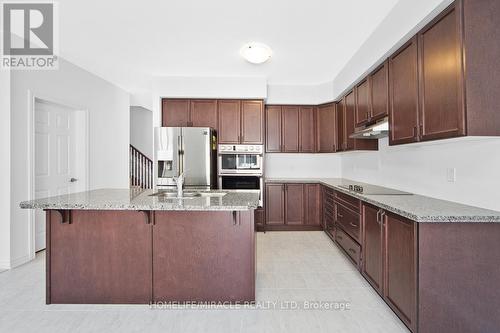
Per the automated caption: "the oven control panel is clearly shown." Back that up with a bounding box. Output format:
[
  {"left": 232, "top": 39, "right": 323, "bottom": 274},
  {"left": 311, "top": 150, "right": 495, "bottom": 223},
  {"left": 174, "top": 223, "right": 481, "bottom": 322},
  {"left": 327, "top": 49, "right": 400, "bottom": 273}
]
[{"left": 218, "top": 145, "right": 263, "bottom": 154}]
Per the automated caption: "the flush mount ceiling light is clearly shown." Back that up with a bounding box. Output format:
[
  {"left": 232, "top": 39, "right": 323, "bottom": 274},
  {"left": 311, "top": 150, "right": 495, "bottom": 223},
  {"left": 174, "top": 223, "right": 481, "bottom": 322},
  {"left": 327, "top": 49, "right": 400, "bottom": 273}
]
[{"left": 240, "top": 42, "right": 272, "bottom": 64}]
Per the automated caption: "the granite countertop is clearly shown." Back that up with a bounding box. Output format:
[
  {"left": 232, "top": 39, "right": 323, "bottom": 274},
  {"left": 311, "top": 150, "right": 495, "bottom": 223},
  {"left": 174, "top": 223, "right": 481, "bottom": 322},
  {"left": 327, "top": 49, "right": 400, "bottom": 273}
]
[
  {"left": 265, "top": 178, "right": 500, "bottom": 223},
  {"left": 20, "top": 188, "right": 260, "bottom": 211}
]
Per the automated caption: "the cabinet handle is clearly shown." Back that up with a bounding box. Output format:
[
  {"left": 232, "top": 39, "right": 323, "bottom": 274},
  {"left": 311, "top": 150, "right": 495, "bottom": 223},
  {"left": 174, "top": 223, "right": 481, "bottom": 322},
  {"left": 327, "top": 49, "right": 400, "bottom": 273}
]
[
  {"left": 349, "top": 222, "right": 358, "bottom": 228},
  {"left": 56, "top": 209, "right": 72, "bottom": 224},
  {"left": 376, "top": 209, "right": 381, "bottom": 224},
  {"left": 348, "top": 248, "right": 356, "bottom": 254},
  {"left": 232, "top": 211, "right": 237, "bottom": 225},
  {"left": 337, "top": 235, "right": 343, "bottom": 240},
  {"left": 413, "top": 126, "right": 417, "bottom": 138},
  {"left": 337, "top": 213, "right": 344, "bottom": 218}
]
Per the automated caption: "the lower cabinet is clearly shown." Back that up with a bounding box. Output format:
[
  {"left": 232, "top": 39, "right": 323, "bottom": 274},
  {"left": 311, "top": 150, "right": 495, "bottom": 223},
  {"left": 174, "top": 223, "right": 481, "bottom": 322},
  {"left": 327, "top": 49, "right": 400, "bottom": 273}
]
[
  {"left": 360, "top": 202, "right": 417, "bottom": 332},
  {"left": 254, "top": 207, "right": 265, "bottom": 231},
  {"left": 264, "top": 182, "right": 322, "bottom": 231}
]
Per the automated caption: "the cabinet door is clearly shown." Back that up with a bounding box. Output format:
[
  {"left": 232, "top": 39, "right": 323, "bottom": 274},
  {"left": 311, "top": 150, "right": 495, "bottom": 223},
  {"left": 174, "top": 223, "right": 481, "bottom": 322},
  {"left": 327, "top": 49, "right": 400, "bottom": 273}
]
[
  {"left": 241, "top": 100, "right": 263, "bottom": 144},
  {"left": 355, "top": 79, "right": 370, "bottom": 126},
  {"left": 384, "top": 212, "right": 417, "bottom": 331},
  {"left": 344, "top": 90, "right": 356, "bottom": 151},
  {"left": 418, "top": 4, "right": 465, "bottom": 141},
  {"left": 282, "top": 106, "right": 299, "bottom": 152},
  {"left": 370, "top": 61, "right": 389, "bottom": 121},
  {"left": 254, "top": 208, "right": 264, "bottom": 230},
  {"left": 285, "top": 184, "right": 304, "bottom": 225},
  {"left": 299, "top": 106, "right": 315, "bottom": 152},
  {"left": 48, "top": 210, "right": 152, "bottom": 303},
  {"left": 304, "top": 184, "right": 321, "bottom": 226},
  {"left": 162, "top": 99, "right": 190, "bottom": 127},
  {"left": 317, "top": 103, "right": 336, "bottom": 152},
  {"left": 265, "top": 184, "right": 284, "bottom": 225},
  {"left": 218, "top": 100, "right": 241, "bottom": 144},
  {"left": 190, "top": 100, "right": 218, "bottom": 129},
  {"left": 389, "top": 38, "right": 419, "bottom": 145},
  {"left": 362, "top": 204, "right": 383, "bottom": 294},
  {"left": 336, "top": 100, "right": 345, "bottom": 151},
  {"left": 265, "top": 105, "right": 282, "bottom": 152},
  {"left": 153, "top": 211, "right": 254, "bottom": 302}
]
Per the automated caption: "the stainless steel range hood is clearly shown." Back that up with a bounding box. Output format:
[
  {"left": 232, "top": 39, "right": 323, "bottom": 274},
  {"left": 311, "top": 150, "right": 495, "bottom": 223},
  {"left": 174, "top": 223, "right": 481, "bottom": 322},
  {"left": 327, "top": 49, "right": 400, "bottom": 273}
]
[{"left": 349, "top": 117, "right": 388, "bottom": 139}]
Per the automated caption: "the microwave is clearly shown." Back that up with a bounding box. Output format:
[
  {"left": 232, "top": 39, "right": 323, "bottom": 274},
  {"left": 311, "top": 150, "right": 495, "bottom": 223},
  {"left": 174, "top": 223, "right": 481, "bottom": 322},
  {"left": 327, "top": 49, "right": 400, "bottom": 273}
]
[{"left": 218, "top": 144, "right": 263, "bottom": 175}]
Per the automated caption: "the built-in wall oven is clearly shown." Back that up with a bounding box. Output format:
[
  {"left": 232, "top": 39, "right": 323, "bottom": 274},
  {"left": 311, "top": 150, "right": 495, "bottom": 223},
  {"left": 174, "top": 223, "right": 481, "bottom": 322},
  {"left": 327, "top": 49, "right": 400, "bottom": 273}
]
[{"left": 218, "top": 144, "right": 264, "bottom": 206}]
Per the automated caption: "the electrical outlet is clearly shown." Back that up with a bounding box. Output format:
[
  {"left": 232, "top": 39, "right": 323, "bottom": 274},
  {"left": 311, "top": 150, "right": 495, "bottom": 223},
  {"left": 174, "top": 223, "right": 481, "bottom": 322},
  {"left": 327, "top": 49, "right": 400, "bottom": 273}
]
[{"left": 446, "top": 168, "right": 457, "bottom": 182}]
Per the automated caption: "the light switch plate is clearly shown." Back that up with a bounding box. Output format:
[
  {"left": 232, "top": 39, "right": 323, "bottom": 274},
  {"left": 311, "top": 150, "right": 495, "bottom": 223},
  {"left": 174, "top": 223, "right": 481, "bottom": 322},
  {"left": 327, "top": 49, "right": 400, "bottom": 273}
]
[{"left": 446, "top": 168, "right": 457, "bottom": 182}]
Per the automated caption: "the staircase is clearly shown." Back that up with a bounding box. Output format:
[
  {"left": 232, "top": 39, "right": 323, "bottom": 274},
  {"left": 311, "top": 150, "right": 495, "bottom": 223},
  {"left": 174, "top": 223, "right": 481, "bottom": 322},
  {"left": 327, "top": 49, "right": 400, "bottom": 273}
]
[{"left": 130, "top": 145, "right": 153, "bottom": 189}]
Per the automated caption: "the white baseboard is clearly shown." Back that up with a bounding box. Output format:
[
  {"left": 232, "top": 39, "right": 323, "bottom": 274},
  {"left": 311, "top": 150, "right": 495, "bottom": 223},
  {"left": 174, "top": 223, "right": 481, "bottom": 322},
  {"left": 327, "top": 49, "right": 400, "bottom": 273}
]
[
  {"left": 0, "top": 260, "right": 11, "bottom": 270},
  {"left": 10, "top": 253, "right": 34, "bottom": 268}
]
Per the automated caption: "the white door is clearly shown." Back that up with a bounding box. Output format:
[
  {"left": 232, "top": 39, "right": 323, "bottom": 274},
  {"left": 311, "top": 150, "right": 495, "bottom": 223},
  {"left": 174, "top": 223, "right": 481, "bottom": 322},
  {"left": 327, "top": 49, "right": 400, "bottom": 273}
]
[{"left": 34, "top": 99, "right": 86, "bottom": 252}]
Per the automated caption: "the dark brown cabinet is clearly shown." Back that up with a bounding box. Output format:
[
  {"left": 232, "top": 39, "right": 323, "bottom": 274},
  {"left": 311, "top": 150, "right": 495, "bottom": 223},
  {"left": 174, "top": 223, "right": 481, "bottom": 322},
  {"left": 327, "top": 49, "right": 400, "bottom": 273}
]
[
  {"left": 370, "top": 61, "right": 389, "bottom": 121},
  {"left": 254, "top": 208, "right": 264, "bottom": 231},
  {"left": 322, "top": 186, "right": 335, "bottom": 235},
  {"left": 384, "top": 212, "right": 417, "bottom": 332},
  {"left": 284, "top": 184, "right": 304, "bottom": 225},
  {"left": 265, "top": 105, "right": 282, "bottom": 152},
  {"left": 48, "top": 210, "right": 152, "bottom": 304},
  {"left": 418, "top": 4, "right": 465, "bottom": 141},
  {"left": 218, "top": 100, "right": 241, "bottom": 144},
  {"left": 265, "top": 105, "right": 317, "bottom": 153},
  {"left": 264, "top": 182, "right": 322, "bottom": 231},
  {"left": 362, "top": 203, "right": 384, "bottom": 294},
  {"left": 162, "top": 99, "right": 190, "bottom": 127},
  {"left": 304, "top": 184, "right": 321, "bottom": 226},
  {"left": 265, "top": 184, "right": 284, "bottom": 225},
  {"left": 336, "top": 100, "right": 345, "bottom": 152},
  {"left": 218, "top": 100, "right": 263, "bottom": 144},
  {"left": 355, "top": 79, "right": 370, "bottom": 126},
  {"left": 190, "top": 100, "right": 218, "bottom": 129},
  {"left": 299, "top": 106, "right": 316, "bottom": 152},
  {"left": 282, "top": 106, "right": 300, "bottom": 152},
  {"left": 317, "top": 103, "right": 336, "bottom": 152},
  {"left": 389, "top": 38, "right": 420, "bottom": 145},
  {"left": 344, "top": 90, "right": 356, "bottom": 151},
  {"left": 241, "top": 100, "right": 264, "bottom": 144}
]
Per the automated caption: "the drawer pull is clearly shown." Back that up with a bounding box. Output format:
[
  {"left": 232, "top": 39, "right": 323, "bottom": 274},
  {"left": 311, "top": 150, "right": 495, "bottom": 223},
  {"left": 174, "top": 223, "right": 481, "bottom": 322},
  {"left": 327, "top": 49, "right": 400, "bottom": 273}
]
[
  {"left": 349, "top": 222, "right": 358, "bottom": 228},
  {"left": 348, "top": 248, "right": 356, "bottom": 254},
  {"left": 337, "top": 235, "right": 343, "bottom": 240},
  {"left": 337, "top": 213, "right": 344, "bottom": 218}
]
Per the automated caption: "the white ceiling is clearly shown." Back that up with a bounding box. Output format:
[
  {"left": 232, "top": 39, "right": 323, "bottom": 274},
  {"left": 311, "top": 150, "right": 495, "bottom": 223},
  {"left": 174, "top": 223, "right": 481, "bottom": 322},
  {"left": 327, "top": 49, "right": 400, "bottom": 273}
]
[{"left": 58, "top": 0, "right": 399, "bottom": 93}]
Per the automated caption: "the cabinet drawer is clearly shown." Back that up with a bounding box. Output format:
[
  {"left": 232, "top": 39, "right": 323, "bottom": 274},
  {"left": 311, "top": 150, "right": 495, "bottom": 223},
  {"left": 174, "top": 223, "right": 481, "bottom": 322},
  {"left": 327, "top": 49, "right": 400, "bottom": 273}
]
[
  {"left": 335, "top": 191, "right": 360, "bottom": 212},
  {"left": 336, "top": 204, "right": 361, "bottom": 242},
  {"left": 335, "top": 228, "right": 361, "bottom": 266}
]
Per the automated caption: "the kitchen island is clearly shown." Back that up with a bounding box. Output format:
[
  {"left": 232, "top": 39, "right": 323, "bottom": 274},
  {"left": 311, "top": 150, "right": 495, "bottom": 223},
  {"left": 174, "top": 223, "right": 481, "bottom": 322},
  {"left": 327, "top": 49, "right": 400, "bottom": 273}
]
[{"left": 20, "top": 188, "right": 259, "bottom": 304}]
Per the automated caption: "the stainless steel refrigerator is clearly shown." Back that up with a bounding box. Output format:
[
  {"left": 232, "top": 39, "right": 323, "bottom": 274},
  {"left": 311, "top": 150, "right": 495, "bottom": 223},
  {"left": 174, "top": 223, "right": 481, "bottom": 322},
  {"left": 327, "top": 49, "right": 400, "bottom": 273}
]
[{"left": 155, "top": 127, "right": 217, "bottom": 189}]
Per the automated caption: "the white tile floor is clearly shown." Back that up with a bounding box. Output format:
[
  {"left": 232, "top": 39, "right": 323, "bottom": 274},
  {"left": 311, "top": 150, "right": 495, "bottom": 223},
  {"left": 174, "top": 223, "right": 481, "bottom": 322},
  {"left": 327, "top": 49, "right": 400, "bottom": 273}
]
[{"left": 0, "top": 231, "right": 409, "bottom": 333}]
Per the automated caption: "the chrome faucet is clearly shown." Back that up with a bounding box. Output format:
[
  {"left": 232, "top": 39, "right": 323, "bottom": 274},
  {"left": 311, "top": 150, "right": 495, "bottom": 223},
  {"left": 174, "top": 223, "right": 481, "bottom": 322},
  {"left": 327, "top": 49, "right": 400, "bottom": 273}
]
[{"left": 174, "top": 173, "right": 184, "bottom": 197}]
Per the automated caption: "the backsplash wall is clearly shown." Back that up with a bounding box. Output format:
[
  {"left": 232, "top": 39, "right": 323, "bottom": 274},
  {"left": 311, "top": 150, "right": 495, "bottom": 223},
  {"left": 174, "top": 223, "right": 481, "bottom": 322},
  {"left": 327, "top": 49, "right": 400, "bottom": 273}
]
[
  {"left": 265, "top": 153, "right": 342, "bottom": 179},
  {"left": 341, "top": 137, "right": 500, "bottom": 211}
]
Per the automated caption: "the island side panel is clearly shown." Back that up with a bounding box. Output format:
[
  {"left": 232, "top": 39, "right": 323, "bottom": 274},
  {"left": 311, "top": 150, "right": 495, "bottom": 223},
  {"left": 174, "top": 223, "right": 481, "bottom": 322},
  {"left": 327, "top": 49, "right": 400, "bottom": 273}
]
[
  {"left": 46, "top": 211, "right": 51, "bottom": 304},
  {"left": 48, "top": 210, "right": 153, "bottom": 304},
  {"left": 153, "top": 210, "right": 255, "bottom": 302},
  {"left": 418, "top": 223, "right": 500, "bottom": 333}
]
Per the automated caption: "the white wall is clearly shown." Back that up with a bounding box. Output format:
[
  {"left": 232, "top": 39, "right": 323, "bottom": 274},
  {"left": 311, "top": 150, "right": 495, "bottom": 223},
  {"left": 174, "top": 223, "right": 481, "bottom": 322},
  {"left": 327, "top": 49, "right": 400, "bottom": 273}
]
[
  {"left": 130, "top": 106, "right": 153, "bottom": 159},
  {"left": 0, "top": 69, "right": 11, "bottom": 269},
  {"left": 265, "top": 153, "right": 341, "bottom": 179},
  {"left": 266, "top": 81, "right": 334, "bottom": 105},
  {"left": 8, "top": 57, "right": 130, "bottom": 268},
  {"left": 342, "top": 137, "right": 500, "bottom": 211}
]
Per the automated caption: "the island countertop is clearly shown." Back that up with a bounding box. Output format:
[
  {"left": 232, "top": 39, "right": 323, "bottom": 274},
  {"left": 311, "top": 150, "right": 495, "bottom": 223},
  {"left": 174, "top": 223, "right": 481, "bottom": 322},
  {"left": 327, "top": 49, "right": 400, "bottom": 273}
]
[
  {"left": 265, "top": 178, "right": 500, "bottom": 223},
  {"left": 20, "top": 188, "right": 260, "bottom": 211}
]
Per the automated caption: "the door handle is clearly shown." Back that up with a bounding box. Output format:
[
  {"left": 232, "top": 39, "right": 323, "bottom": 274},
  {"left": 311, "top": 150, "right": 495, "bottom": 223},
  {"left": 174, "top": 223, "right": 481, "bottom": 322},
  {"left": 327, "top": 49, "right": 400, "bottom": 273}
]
[
  {"left": 69, "top": 178, "right": 78, "bottom": 183},
  {"left": 139, "top": 210, "right": 150, "bottom": 224}
]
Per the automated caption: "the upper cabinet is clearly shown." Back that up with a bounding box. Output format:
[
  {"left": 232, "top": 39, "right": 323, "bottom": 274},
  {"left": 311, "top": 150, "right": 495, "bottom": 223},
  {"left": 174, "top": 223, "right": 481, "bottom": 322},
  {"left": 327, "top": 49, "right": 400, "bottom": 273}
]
[
  {"left": 240, "top": 100, "right": 264, "bottom": 144},
  {"left": 370, "top": 61, "right": 389, "bottom": 121},
  {"left": 282, "top": 106, "right": 300, "bottom": 152},
  {"left": 265, "top": 105, "right": 282, "bottom": 152},
  {"left": 418, "top": 3, "right": 465, "bottom": 141},
  {"left": 389, "top": 38, "right": 420, "bottom": 145},
  {"left": 162, "top": 99, "right": 190, "bottom": 127},
  {"left": 218, "top": 100, "right": 241, "bottom": 144},
  {"left": 355, "top": 79, "right": 370, "bottom": 126},
  {"left": 336, "top": 100, "right": 345, "bottom": 152},
  {"left": 162, "top": 98, "right": 263, "bottom": 144},
  {"left": 316, "top": 103, "right": 336, "bottom": 153},
  {"left": 265, "top": 105, "right": 318, "bottom": 153},
  {"left": 190, "top": 100, "right": 218, "bottom": 129}
]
